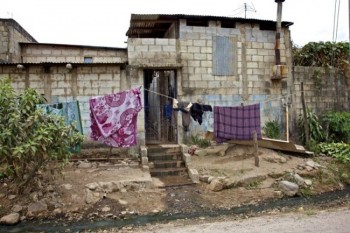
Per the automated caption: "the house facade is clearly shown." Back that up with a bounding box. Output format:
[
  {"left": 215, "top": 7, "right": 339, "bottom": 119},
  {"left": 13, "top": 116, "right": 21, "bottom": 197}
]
[{"left": 0, "top": 15, "right": 294, "bottom": 146}]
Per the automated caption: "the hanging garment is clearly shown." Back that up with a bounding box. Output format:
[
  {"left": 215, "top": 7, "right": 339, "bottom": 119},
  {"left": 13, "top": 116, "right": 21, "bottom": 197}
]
[
  {"left": 214, "top": 103, "right": 262, "bottom": 142},
  {"left": 89, "top": 88, "right": 142, "bottom": 147},
  {"left": 173, "top": 102, "right": 191, "bottom": 131},
  {"left": 36, "top": 100, "right": 83, "bottom": 153},
  {"left": 190, "top": 103, "right": 213, "bottom": 125}
]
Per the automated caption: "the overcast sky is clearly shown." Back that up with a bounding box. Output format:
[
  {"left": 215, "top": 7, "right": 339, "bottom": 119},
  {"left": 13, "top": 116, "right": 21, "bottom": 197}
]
[{"left": 1, "top": 0, "right": 349, "bottom": 48}]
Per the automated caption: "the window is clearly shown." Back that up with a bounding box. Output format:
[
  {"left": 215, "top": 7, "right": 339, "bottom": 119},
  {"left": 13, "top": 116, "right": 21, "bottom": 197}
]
[
  {"left": 213, "top": 36, "right": 234, "bottom": 76},
  {"left": 84, "top": 57, "right": 93, "bottom": 63}
]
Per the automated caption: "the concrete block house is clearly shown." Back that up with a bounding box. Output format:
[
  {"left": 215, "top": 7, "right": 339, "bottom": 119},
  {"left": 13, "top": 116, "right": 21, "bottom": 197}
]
[{"left": 0, "top": 13, "right": 294, "bottom": 147}]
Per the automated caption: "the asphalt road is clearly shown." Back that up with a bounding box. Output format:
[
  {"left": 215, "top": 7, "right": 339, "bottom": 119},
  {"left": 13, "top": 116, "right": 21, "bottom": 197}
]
[{"left": 131, "top": 207, "right": 350, "bottom": 233}]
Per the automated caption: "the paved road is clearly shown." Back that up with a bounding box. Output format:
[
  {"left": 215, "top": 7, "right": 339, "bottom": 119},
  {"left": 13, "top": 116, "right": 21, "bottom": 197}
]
[{"left": 132, "top": 208, "right": 350, "bottom": 233}]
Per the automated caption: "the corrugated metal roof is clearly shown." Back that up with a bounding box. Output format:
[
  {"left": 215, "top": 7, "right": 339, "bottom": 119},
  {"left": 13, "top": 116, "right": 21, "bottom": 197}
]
[
  {"left": 19, "top": 42, "right": 127, "bottom": 51},
  {"left": 126, "top": 14, "right": 293, "bottom": 38},
  {"left": 0, "top": 62, "right": 127, "bottom": 66}
]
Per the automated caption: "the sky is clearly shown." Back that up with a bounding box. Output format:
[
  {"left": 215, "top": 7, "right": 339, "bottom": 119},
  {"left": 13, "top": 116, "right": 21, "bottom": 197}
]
[{"left": 1, "top": 0, "right": 349, "bottom": 48}]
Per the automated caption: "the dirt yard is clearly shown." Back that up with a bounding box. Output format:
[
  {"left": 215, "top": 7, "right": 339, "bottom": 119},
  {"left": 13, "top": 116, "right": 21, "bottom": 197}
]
[{"left": 0, "top": 144, "right": 348, "bottom": 226}]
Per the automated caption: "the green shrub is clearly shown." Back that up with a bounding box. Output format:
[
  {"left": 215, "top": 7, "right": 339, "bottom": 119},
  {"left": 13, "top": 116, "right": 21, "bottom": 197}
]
[
  {"left": 263, "top": 118, "right": 280, "bottom": 139},
  {"left": 322, "top": 111, "right": 350, "bottom": 143},
  {"left": 190, "top": 135, "right": 211, "bottom": 148},
  {"left": 298, "top": 108, "right": 324, "bottom": 144},
  {"left": 0, "top": 78, "right": 83, "bottom": 193},
  {"left": 319, "top": 142, "right": 350, "bottom": 164}
]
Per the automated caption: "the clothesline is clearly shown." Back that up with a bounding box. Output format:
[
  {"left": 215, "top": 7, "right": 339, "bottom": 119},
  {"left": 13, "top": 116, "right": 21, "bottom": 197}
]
[{"left": 142, "top": 85, "right": 307, "bottom": 106}]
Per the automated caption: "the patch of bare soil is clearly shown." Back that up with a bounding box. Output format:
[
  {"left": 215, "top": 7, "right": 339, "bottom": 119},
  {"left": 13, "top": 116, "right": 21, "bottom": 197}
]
[{"left": 0, "top": 144, "right": 347, "bottom": 226}]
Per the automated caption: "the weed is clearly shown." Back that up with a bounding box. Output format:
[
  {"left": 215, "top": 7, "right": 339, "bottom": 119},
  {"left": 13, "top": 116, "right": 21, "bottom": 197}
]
[{"left": 190, "top": 135, "right": 211, "bottom": 148}]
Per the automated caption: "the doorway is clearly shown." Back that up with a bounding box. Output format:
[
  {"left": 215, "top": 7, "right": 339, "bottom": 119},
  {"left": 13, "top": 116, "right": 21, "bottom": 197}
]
[{"left": 144, "top": 69, "right": 177, "bottom": 144}]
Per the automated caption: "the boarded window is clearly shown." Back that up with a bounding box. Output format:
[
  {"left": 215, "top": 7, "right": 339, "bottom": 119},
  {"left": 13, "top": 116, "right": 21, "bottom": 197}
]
[{"left": 213, "top": 36, "right": 234, "bottom": 76}]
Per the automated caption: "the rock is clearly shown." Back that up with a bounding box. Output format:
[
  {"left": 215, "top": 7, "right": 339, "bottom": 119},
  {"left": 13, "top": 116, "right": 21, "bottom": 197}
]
[
  {"left": 278, "top": 181, "right": 299, "bottom": 196},
  {"left": 8, "top": 195, "right": 16, "bottom": 200},
  {"left": 305, "top": 166, "right": 314, "bottom": 172},
  {"left": 101, "top": 206, "right": 111, "bottom": 212},
  {"left": 188, "top": 168, "right": 200, "bottom": 183},
  {"left": 209, "top": 179, "right": 224, "bottom": 192},
  {"left": 304, "top": 179, "right": 313, "bottom": 186},
  {"left": 194, "top": 149, "right": 207, "bottom": 157},
  {"left": 207, "top": 176, "right": 215, "bottom": 183},
  {"left": 0, "top": 213, "right": 20, "bottom": 225},
  {"left": 152, "top": 209, "right": 160, "bottom": 213},
  {"left": 199, "top": 175, "right": 210, "bottom": 183},
  {"left": 11, "top": 205, "right": 23, "bottom": 213},
  {"left": 27, "top": 200, "right": 48, "bottom": 216},
  {"left": 77, "top": 161, "right": 92, "bottom": 169},
  {"left": 85, "top": 189, "right": 100, "bottom": 204},
  {"left": 61, "top": 184, "right": 72, "bottom": 190},
  {"left": 85, "top": 182, "right": 99, "bottom": 191},
  {"left": 293, "top": 173, "right": 305, "bottom": 186},
  {"left": 118, "top": 199, "right": 128, "bottom": 205},
  {"left": 53, "top": 208, "right": 62, "bottom": 215},
  {"left": 305, "top": 160, "right": 315, "bottom": 168},
  {"left": 46, "top": 185, "right": 54, "bottom": 192}
]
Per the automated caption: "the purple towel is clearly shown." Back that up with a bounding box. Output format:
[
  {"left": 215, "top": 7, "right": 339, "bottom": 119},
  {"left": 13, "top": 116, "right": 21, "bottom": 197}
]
[{"left": 214, "top": 104, "right": 262, "bottom": 142}]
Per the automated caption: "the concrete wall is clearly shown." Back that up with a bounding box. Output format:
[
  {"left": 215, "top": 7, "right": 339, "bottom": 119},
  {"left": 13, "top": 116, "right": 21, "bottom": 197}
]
[
  {"left": 0, "top": 64, "right": 127, "bottom": 137},
  {"left": 127, "top": 38, "right": 178, "bottom": 66},
  {"left": 0, "top": 19, "right": 36, "bottom": 63},
  {"left": 21, "top": 44, "right": 128, "bottom": 63},
  {"left": 290, "top": 66, "right": 350, "bottom": 138},
  {"left": 127, "top": 18, "right": 292, "bottom": 142}
]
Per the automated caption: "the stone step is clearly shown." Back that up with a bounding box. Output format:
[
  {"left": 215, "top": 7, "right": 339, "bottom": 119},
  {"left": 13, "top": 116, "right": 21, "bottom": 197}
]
[
  {"left": 150, "top": 167, "right": 187, "bottom": 177},
  {"left": 155, "top": 175, "right": 194, "bottom": 187},
  {"left": 147, "top": 152, "right": 182, "bottom": 162},
  {"left": 147, "top": 145, "right": 181, "bottom": 155},
  {"left": 150, "top": 160, "right": 185, "bottom": 169}
]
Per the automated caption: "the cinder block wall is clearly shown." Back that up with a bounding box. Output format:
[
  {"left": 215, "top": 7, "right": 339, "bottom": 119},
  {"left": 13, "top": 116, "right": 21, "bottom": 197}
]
[
  {"left": 0, "top": 64, "right": 125, "bottom": 138},
  {"left": 0, "top": 19, "right": 36, "bottom": 63},
  {"left": 21, "top": 44, "right": 128, "bottom": 63},
  {"left": 177, "top": 19, "right": 292, "bottom": 138}
]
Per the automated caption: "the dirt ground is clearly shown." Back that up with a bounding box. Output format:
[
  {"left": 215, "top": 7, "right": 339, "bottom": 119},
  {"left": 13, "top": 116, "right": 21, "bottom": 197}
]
[{"left": 0, "top": 144, "right": 347, "bottom": 225}]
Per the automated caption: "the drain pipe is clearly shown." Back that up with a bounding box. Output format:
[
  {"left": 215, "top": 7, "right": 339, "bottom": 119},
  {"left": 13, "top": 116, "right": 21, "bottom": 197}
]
[{"left": 275, "top": 0, "right": 285, "bottom": 65}]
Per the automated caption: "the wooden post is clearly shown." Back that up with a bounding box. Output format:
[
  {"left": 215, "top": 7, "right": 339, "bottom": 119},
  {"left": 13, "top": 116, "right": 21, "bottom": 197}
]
[
  {"left": 301, "top": 82, "right": 309, "bottom": 144},
  {"left": 253, "top": 131, "right": 259, "bottom": 167}
]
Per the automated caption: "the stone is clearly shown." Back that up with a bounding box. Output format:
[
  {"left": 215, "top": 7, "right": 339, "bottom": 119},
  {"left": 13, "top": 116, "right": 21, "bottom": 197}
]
[
  {"left": 207, "top": 176, "right": 215, "bottom": 183},
  {"left": 293, "top": 173, "right": 305, "bottom": 186},
  {"left": 304, "top": 179, "right": 313, "bottom": 186},
  {"left": 27, "top": 200, "right": 48, "bottom": 215},
  {"left": 77, "top": 161, "right": 92, "bottom": 169},
  {"left": 118, "top": 199, "right": 128, "bottom": 205},
  {"left": 8, "top": 195, "right": 16, "bottom": 200},
  {"left": 199, "top": 175, "right": 210, "bottom": 183},
  {"left": 188, "top": 168, "right": 200, "bottom": 183},
  {"left": 0, "top": 213, "right": 20, "bottom": 225},
  {"left": 85, "top": 189, "right": 100, "bottom": 204},
  {"left": 11, "top": 205, "right": 23, "bottom": 213},
  {"left": 305, "top": 160, "right": 315, "bottom": 168},
  {"left": 305, "top": 166, "right": 314, "bottom": 172},
  {"left": 194, "top": 149, "right": 207, "bottom": 157},
  {"left": 85, "top": 182, "right": 99, "bottom": 191},
  {"left": 278, "top": 180, "right": 299, "bottom": 196},
  {"left": 101, "top": 206, "right": 111, "bottom": 212},
  {"left": 61, "top": 184, "right": 73, "bottom": 190},
  {"left": 209, "top": 179, "right": 224, "bottom": 192},
  {"left": 53, "top": 208, "right": 62, "bottom": 215}
]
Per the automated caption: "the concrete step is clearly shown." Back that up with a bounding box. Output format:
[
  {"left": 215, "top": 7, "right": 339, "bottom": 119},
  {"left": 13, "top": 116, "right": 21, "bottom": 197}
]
[
  {"left": 147, "top": 152, "right": 182, "bottom": 162},
  {"left": 150, "top": 167, "right": 187, "bottom": 177},
  {"left": 150, "top": 160, "right": 185, "bottom": 169},
  {"left": 147, "top": 145, "right": 181, "bottom": 155}
]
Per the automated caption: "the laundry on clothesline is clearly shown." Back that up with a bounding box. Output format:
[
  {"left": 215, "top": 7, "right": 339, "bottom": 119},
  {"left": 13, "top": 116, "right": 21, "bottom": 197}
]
[
  {"left": 36, "top": 100, "right": 83, "bottom": 153},
  {"left": 173, "top": 101, "right": 191, "bottom": 131},
  {"left": 214, "top": 103, "right": 262, "bottom": 142},
  {"left": 190, "top": 103, "right": 212, "bottom": 125},
  {"left": 89, "top": 88, "right": 143, "bottom": 148}
]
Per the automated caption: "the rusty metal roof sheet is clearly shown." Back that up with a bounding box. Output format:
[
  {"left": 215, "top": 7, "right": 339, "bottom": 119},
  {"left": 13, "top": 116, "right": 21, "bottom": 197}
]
[
  {"left": 126, "top": 14, "right": 293, "bottom": 38},
  {"left": 19, "top": 42, "right": 127, "bottom": 51}
]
